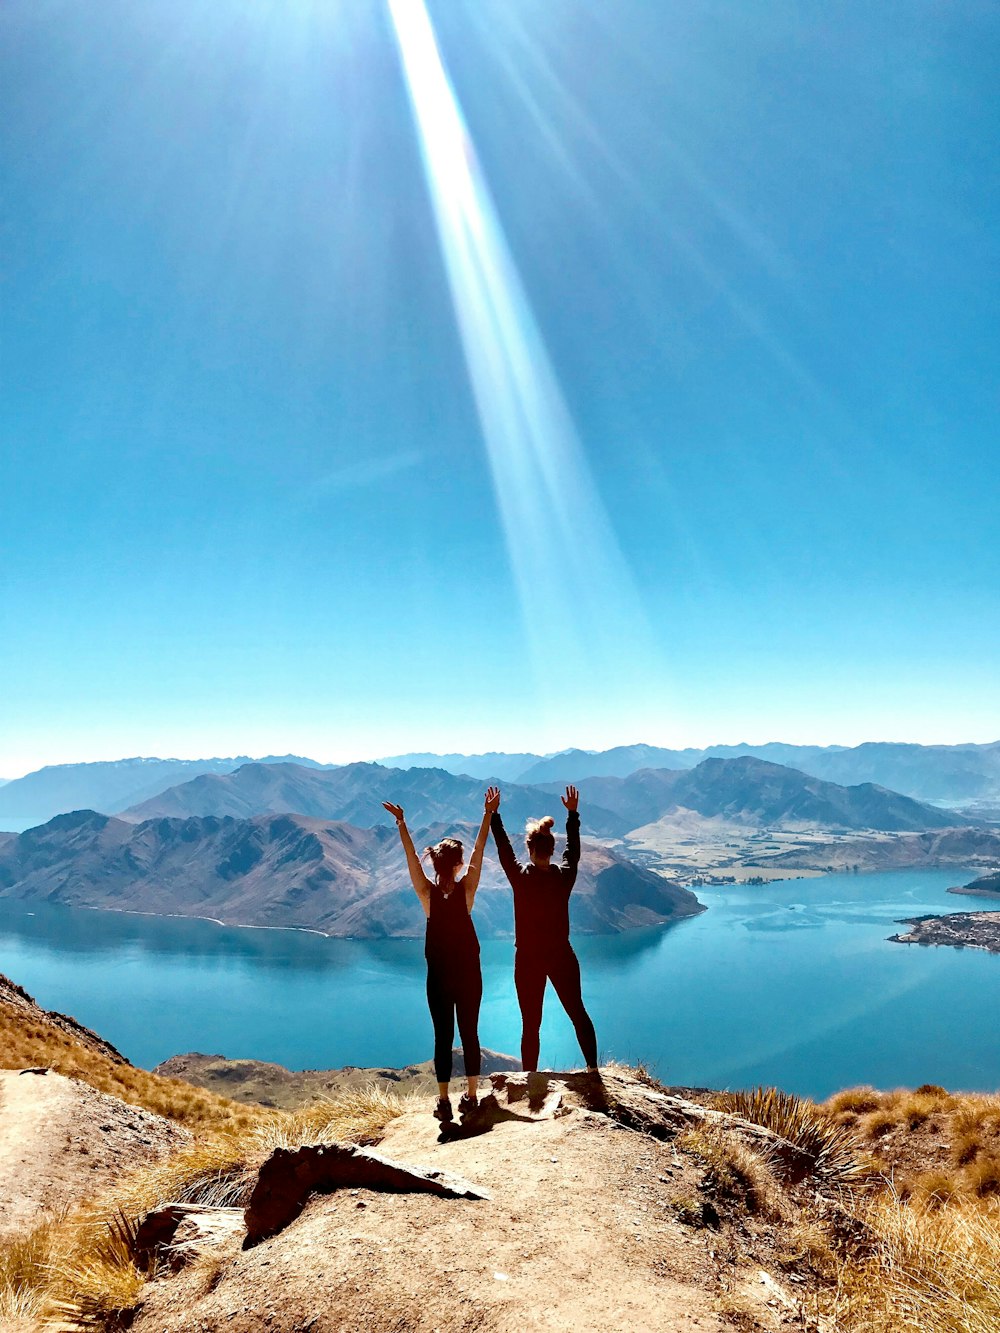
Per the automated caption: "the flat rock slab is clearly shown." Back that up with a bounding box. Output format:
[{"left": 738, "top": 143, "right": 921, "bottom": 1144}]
[
  {"left": 244, "top": 1142, "right": 489, "bottom": 1245},
  {"left": 136, "top": 1204, "right": 245, "bottom": 1271}
]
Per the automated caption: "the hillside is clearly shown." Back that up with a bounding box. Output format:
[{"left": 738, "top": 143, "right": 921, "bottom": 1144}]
[
  {"left": 121, "top": 761, "right": 629, "bottom": 836},
  {"left": 153, "top": 1049, "right": 523, "bottom": 1109},
  {"left": 0, "top": 971, "right": 255, "bottom": 1134},
  {"left": 950, "top": 868, "right": 1000, "bottom": 898},
  {"left": 0, "top": 810, "right": 702, "bottom": 937}
]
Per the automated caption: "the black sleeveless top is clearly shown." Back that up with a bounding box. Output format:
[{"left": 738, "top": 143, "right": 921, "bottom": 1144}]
[{"left": 425, "top": 878, "right": 480, "bottom": 969}]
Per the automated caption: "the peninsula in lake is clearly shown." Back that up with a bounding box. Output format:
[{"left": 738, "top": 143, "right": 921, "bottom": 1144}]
[
  {"left": 888, "top": 869, "right": 1000, "bottom": 954},
  {"left": 889, "top": 911, "right": 1000, "bottom": 955}
]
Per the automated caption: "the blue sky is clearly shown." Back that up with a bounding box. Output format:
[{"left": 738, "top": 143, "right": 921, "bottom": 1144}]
[{"left": 1, "top": 0, "right": 997, "bottom": 777}]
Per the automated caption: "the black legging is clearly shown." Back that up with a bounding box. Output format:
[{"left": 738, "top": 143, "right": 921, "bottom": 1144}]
[
  {"left": 426, "top": 965, "right": 483, "bottom": 1084},
  {"left": 515, "top": 945, "right": 598, "bottom": 1072}
]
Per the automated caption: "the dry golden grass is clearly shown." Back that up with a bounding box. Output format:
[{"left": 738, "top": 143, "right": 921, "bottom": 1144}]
[
  {"left": 0, "top": 1082, "right": 409, "bottom": 1330},
  {"left": 678, "top": 1125, "right": 787, "bottom": 1220},
  {"left": 828, "top": 1192, "right": 1000, "bottom": 1333},
  {"left": 0, "top": 1001, "right": 255, "bottom": 1132}
]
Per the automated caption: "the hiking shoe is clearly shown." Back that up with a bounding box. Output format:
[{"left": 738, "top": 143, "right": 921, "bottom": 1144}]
[
  {"left": 433, "top": 1097, "right": 453, "bottom": 1123},
  {"left": 457, "top": 1093, "right": 479, "bottom": 1117}
]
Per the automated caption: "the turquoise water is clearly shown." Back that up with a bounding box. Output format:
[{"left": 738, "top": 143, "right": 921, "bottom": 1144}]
[{"left": 2, "top": 869, "right": 999, "bottom": 1099}]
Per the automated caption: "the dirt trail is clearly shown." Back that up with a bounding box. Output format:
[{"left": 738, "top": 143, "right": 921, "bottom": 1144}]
[
  {"left": 0, "top": 1068, "right": 189, "bottom": 1237},
  {"left": 134, "top": 1073, "right": 808, "bottom": 1333}
]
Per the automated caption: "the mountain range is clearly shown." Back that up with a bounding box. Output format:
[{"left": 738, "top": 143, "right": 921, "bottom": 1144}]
[
  {"left": 2, "top": 740, "right": 998, "bottom": 832},
  {"left": 388, "top": 741, "right": 1000, "bottom": 806},
  {"left": 119, "top": 757, "right": 964, "bottom": 838},
  {"left": 0, "top": 809, "right": 702, "bottom": 937}
]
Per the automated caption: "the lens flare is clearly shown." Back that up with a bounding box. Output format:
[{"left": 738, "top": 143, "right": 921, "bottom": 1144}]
[{"left": 387, "top": 0, "right": 656, "bottom": 700}]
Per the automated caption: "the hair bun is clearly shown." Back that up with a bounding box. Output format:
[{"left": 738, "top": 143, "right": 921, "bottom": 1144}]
[{"left": 539, "top": 815, "right": 555, "bottom": 830}]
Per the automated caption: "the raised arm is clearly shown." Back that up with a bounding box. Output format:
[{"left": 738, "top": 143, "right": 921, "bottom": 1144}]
[
  {"left": 561, "top": 785, "right": 581, "bottom": 889},
  {"left": 489, "top": 792, "right": 523, "bottom": 883},
  {"left": 464, "top": 787, "right": 500, "bottom": 908},
  {"left": 382, "top": 802, "right": 432, "bottom": 913}
]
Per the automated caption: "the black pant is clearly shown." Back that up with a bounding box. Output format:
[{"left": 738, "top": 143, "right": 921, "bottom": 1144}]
[
  {"left": 426, "top": 963, "right": 482, "bottom": 1084},
  {"left": 515, "top": 945, "right": 597, "bottom": 1072}
]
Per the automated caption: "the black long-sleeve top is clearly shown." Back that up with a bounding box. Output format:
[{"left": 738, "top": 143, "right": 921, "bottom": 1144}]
[{"left": 490, "top": 810, "right": 580, "bottom": 953}]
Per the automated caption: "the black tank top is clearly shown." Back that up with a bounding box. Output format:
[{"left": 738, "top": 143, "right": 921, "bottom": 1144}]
[{"left": 425, "top": 879, "right": 480, "bottom": 967}]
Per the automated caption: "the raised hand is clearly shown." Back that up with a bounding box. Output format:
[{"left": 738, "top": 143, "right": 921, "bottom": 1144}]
[
  {"left": 382, "top": 801, "right": 405, "bottom": 823},
  {"left": 562, "top": 785, "right": 579, "bottom": 812},
  {"left": 485, "top": 786, "right": 501, "bottom": 815}
]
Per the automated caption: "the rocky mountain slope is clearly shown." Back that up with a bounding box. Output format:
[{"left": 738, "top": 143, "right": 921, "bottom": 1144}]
[{"left": 0, "top": 810, "right": 703, "bottom": 936}]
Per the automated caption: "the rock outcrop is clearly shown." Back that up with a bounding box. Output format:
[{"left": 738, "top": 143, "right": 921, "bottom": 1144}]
[{"left": 126, "top": 1067, "right": 854, "bottom": 1333}]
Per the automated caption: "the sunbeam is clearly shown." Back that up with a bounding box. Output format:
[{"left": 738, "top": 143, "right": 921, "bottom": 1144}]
[{"left": 387, "top": 0, "right": 656, "bottom": 702}]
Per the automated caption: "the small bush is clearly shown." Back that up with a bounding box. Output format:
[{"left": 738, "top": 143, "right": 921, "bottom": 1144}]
[{"left": 952, "top": 1132, "right": 982, "bottom": 1167}]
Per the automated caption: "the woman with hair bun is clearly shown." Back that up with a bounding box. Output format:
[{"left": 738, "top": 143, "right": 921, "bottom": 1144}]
[
  {"left": 383, "top": 787, "right": 500, "bottom": 1123},
  {"left": 490, "top": 785, "right": 598, "bottom": 1073}
]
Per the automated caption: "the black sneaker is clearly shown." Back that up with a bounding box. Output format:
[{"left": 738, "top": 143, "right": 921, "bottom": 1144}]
[
  {"left": 433, "top": 1097, "right": 453, "bottom": 1123},
  {"left": 458, "top": 1093, "right": 479, "bottom": 1117}
]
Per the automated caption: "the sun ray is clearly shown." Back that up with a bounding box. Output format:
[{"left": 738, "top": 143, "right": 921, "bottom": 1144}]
[{"left": 387, "top": 0, "right": 658, "bottom": 708}]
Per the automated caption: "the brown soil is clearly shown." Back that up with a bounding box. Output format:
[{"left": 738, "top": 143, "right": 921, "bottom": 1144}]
[
  {"left": 131, "top": 1072, "right": 826, "bottom": 1333},
  {"left": 0, "top": 1068, "right": 190, "bottom": 1238}
]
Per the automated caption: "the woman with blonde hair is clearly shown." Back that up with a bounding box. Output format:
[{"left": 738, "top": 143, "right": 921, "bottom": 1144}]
[
  {"left": 490, "top": 785, "right": 598, "bottom": 1073},
  {"left": 383, "top": 787, "right": 500, "bottom": 1123}
]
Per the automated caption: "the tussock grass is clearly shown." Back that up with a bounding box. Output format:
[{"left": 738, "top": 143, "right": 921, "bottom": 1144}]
[
  {"left": 825, "top": 1085, "right": 882, "bottom": 1117},
  {"left": 860, "top": 1108, "right": 897, "bottom": 1139},
  {"left": 717, "top": 1085, "right": 871, "bottom": 1187},
  {"left": 0, "top": 1212, "right": 65, "bottom": 1325},
  {"left": 0, "top": 1082, "right": 409, "bottom": 1330},
  {"left": 829, "top": 1192, "right": 1000, "bottom": 1333},
  {"left": 678, "top": 1125, "right": 786, "bottom": 1219}
]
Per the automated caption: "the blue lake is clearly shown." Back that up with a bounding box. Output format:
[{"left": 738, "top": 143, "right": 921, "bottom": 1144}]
[{"left": 2, "top": 869, "right": 999, "bottom": 1099}]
